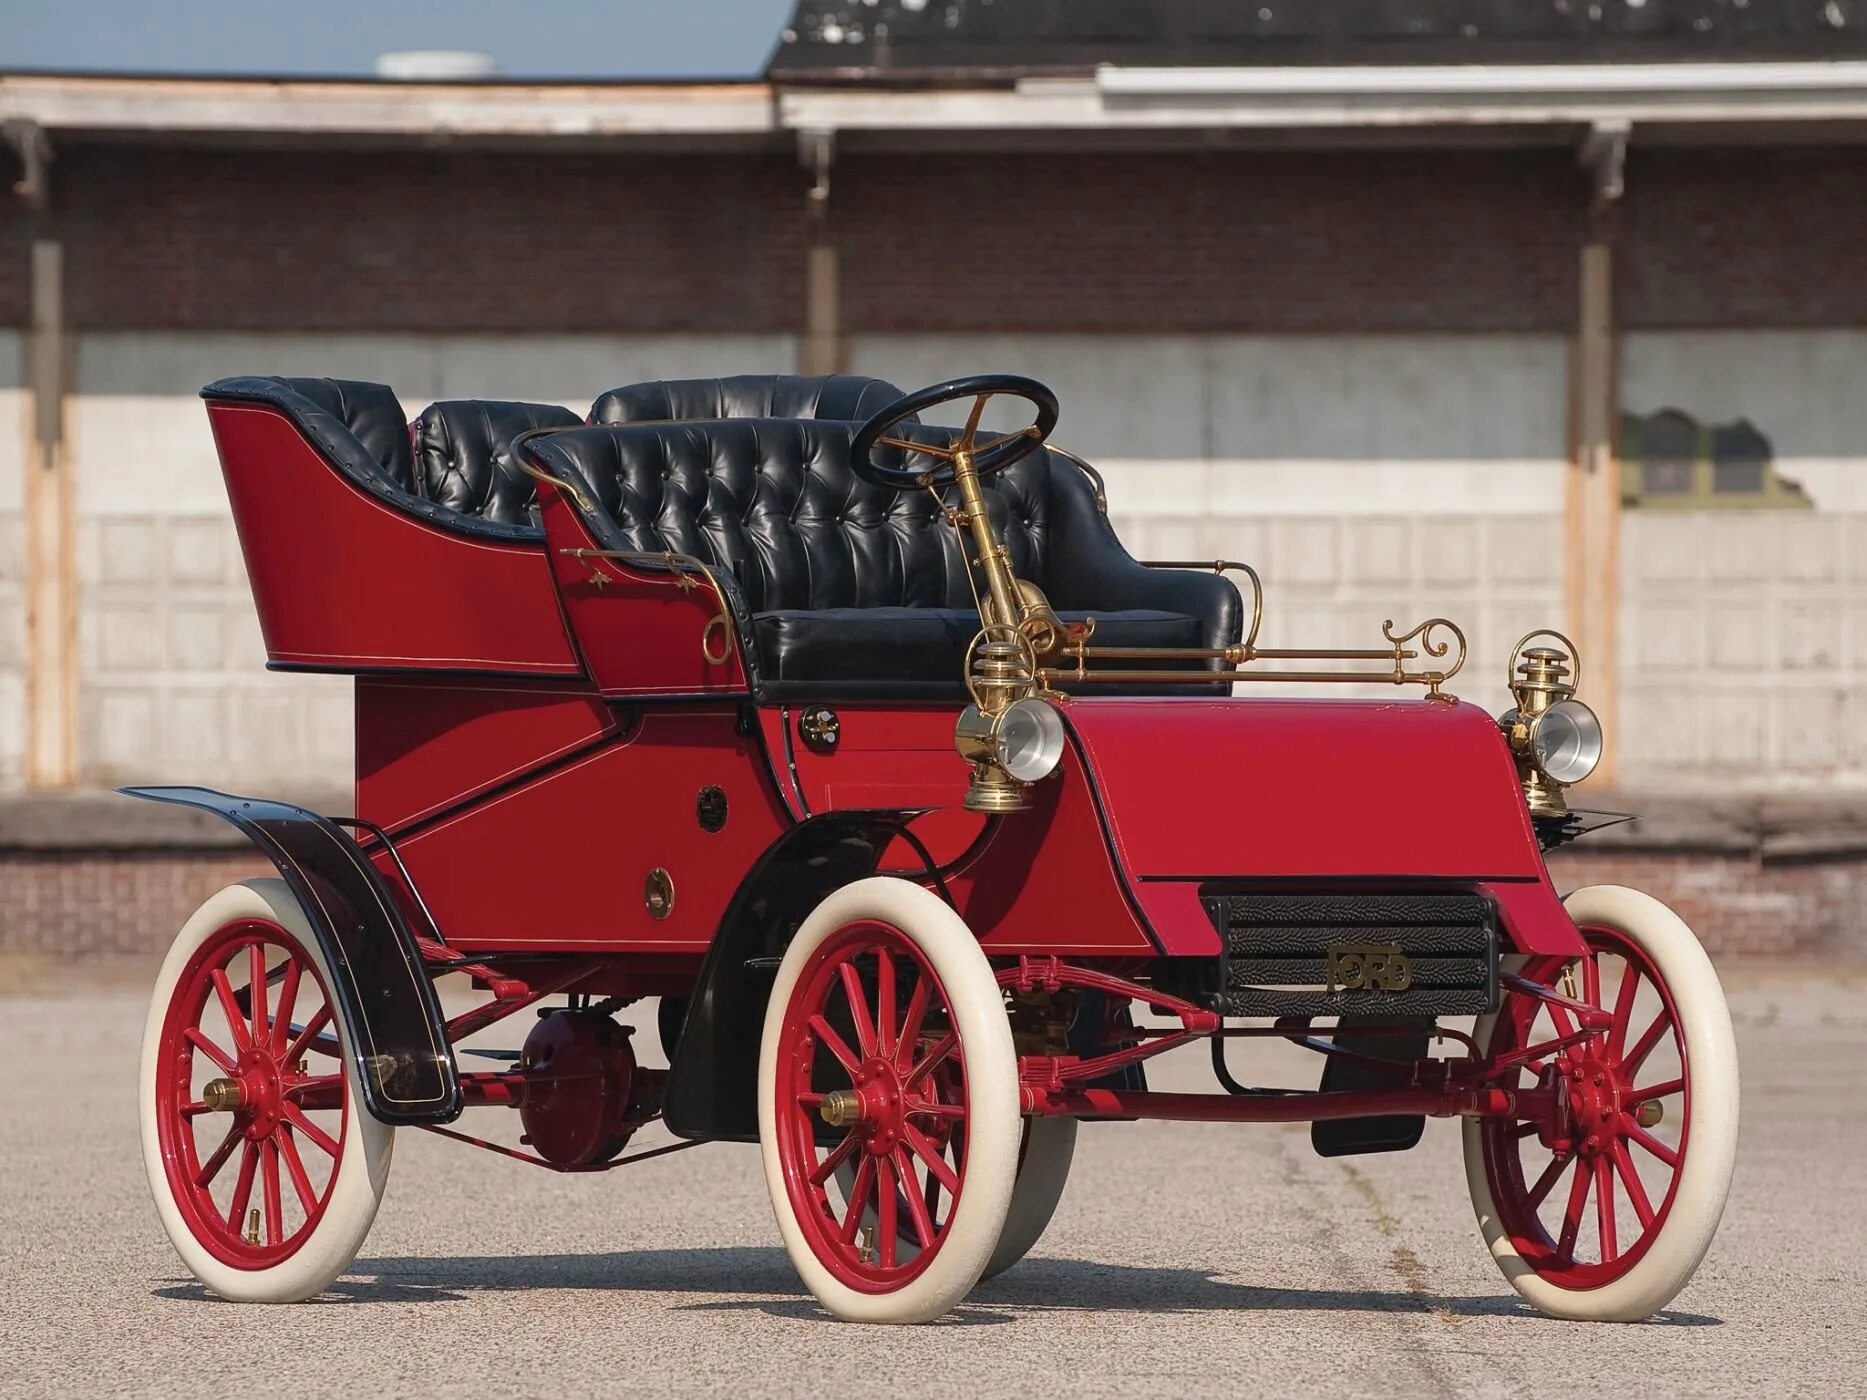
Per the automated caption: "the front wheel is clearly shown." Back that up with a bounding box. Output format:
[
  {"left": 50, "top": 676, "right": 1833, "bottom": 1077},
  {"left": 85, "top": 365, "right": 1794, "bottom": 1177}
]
[
  {"left": 140, "top": 879, "right": 393, "bottom": 1301},
  {"left": 1463, "top": 885, "right": 1739, "bottom": 1321},
  {"left": 758, "top": 877, "right": 1021, "bottom": 1323}
]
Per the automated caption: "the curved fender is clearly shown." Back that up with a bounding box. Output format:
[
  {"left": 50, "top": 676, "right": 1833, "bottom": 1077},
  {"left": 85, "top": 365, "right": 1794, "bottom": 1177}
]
[
  {"left": 663, "top": 810, "right": 905, "bottom": 1143},
  {"left": 122, "top": 785, "right": 462, "bottom": 1125}
]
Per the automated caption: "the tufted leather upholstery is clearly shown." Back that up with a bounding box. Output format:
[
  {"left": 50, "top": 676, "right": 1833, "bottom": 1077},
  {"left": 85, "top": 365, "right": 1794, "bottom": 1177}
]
[
  {"left": 410, "top": 399, "right": 581, "bottom": 527},
  {"left": 524, "top": 418, "right": 1242, "bottom": 699},
  {"left": 272, "top": 377, "right": 416, "bottom": 491},
  {"left": 590, "top": 374, "right": 912, "bottom": 427}
]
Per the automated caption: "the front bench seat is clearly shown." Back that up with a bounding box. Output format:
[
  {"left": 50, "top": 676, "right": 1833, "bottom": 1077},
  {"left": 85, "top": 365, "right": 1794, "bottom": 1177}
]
[
  {"left": 590, "top": 373, "right": 911, "bottom": 427},
  {"left": 524, "top": 417, "right": 1242, "bottom": 700}
]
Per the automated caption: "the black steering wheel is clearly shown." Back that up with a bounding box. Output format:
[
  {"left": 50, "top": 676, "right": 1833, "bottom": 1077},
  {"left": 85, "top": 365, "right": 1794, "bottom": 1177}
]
[{"left": 850, "top": 374, "right": 1060, "bottom": 491}]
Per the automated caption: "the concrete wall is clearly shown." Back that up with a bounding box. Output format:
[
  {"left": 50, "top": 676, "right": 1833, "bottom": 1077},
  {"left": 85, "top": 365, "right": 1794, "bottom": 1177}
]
[
  {"left": 854, "top": 332, "right": 1569, "bottom": 698},
  {"left": 67, "top": 330, "right": 793, "bottom": 790},
  {"left": 1619, "top": 330, "right": 1867, "bottom": 791}
]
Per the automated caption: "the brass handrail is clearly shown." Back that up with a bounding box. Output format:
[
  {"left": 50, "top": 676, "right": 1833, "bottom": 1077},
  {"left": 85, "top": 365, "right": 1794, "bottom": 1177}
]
[
  {"left": 1141, "top": 559, "right": 1265, "bottom": 652},
  {"left": 1040, "top": 616, "right": 1467, "bottom": 701}
]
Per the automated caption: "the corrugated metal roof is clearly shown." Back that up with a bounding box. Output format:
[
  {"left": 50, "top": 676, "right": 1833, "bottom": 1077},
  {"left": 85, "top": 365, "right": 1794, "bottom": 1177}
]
[{"left": 769, "top": 0, "right": 1867, "bottom": 81}]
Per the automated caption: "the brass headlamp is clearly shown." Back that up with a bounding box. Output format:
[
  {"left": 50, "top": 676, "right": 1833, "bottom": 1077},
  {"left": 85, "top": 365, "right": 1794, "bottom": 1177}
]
[{"left": 1500, "top": 630, "right": 1604, "bottom": 819}]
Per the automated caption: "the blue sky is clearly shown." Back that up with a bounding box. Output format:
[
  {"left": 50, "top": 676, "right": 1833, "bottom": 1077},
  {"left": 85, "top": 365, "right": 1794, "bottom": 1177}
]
[{"left": 0, "top": 0, "right": 798, "bottom": 79}]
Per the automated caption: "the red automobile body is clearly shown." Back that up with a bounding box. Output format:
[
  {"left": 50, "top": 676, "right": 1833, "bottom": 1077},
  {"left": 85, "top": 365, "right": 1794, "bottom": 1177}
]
[{"left": 176, "top": 392, "right": 1589, "bottom": 1140}]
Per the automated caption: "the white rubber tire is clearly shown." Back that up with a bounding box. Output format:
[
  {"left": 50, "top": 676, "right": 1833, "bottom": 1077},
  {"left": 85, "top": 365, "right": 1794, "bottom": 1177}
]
[
  {"left": 1463, "top": 885, "right": 1739, "bottom": 1321},
  {"left": 982, "top": 1116, "right": 1076, "bottom": 1279},
  {"left": 837, "top": 1114, "right": 1077, "bottom": 1280},
  {"left": 758, "top": 877, "right": 1021, "bottom": 1323},
  {"left": 140, "top": 879, "right": 394, "bottom": 1302}
]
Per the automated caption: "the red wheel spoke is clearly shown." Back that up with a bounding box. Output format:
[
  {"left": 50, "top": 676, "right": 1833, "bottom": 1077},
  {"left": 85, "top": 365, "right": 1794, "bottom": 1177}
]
[
  {"left": 1630, "top": 1077, "right": 1685, "bottom": 1103},
  {"left": 261, "top": 1139, "right": 285, "bottom": 1247},
  {"left": 839, "top": 962, "right": 876, "bottom": 1057},
  {"left": 902, "top": 1121, "right": 961, "bottom": 1195},
  {"left": 1525, "top": 1151, "right": 1571, "bottom": 1209},
  {"left": 211, "top": 968, "right": 253, "bottom": 1053},
  {"left": 906, "top": 1100, "right": 966, "bottom": 1122},
  {"left": 284, "top": 1005, "right": 333, "bottom": 1065},
  {"left": 895, "top": 980, "right": 929, "bottom": 1070},
  {"left": 183, "top": 1027, "right": 237, "bottom": 1074},
  {"left": 1581, "top": 953, "right": 1601, "bottom": 1009},
  {"left": 226, "top": 1141, "right": 260, "bottom": 1232},
  {"left": 279, "top": 1127, "right": 319, "bottom": 1214},
  {"left": 894, "top": 1148, "right": 937, "bottom": 1248},
  {"left": 248, "top": 944, "right": 269, "bottom": 1045},
  {"left": 1607, "top": 962, "right": 1642, "bottom": 1059},
  {"left": 283, "top": 1103, "right": 339, "bottom": 1159},
  {"left": 286, "top": 1074, "right": 343, "bottom": 1109},
  {"left": 272, "top": 958, "right": 302, "bottom": 1055},
  {"left": 1611, "top": 1140, "right": 1656, "bottom": 1230},
  {"left": 840, "top": 1156, "right": 875, "bottom": 1245},
  {"left": 905, "top": 1032, "right": 957, "bottom": 1089},
  {"left": 1623, "top": 1011, "right": 1673, "bottom": 1078},
  {"left": 807, "top": 1014, "right": 861, "bottom": 1077},
  {"left": 1556, "top": 1155, "right": 1592, "bottom": 1259},
  {"left": 1509, "top": 1120, "right": 1540, "bottom": 1141},
  {"left": 808, "top": 1130, "right": 862, "bottom": 1187},
  {"left": 875, "top": 951, "right": 897, "bottom": 1060},
  {"left": 876, "top": 1155, "right": 899, "bottom": 1269},
  {"left": 180, "top": 1100, "right": 211, "bottom": 1119},
  {"left": 1594, "top": 1156, "right": 1618, "bottom": 1262},
  {"left": 193, "top": 1125, "right": 243, "bottom": 1189},
  {"left": 1622, "top": 1117, "right": 1680, "bottom": 1168},
  {"left": 1547, "top": 1001, "right": 1577, "bottom": 1041}
]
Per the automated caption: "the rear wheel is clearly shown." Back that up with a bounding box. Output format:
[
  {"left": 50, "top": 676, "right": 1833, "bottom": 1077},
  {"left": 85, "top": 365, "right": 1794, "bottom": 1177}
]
[
  {"left": 140, "top": 879, "right": 393, "bottom": 1302},
  {"left": 758, "top": 877, "right": 1021, "bottom": 1323},
  {"left": 1463, "top": 885, "right": 1738, "bottom": 1321}
]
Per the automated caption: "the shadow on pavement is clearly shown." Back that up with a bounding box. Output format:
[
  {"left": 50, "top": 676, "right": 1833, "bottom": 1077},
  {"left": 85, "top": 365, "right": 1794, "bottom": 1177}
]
[{"left": 151, "top": 1247, "right": 1721, "bottom": 1327}]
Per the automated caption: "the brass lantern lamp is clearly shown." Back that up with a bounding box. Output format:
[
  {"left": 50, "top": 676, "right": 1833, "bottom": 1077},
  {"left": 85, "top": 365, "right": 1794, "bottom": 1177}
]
[{"left": 1500, "top": 631, "right": 1604, "bottom": 819}]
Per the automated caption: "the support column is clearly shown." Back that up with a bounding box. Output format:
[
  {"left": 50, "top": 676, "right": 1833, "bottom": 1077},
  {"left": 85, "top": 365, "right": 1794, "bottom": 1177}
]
[
  {"left": 797, "top": 128, "right": 845, "bottom": 376},
  {"left": 1567, "top": 123, "right": 1626, "bottom": 789},
  {"left": 13, "top": 119, "right": 78, "bottom": 788}
]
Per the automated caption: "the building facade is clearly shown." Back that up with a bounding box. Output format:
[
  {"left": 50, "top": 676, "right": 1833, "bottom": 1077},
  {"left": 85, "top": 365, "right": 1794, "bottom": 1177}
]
[{"left": 3, "top": 5, "right": 1866, "bottom": 810}]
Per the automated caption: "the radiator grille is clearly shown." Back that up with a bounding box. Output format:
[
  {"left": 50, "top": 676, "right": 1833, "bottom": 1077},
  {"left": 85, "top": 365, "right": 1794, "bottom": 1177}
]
[{"left": 1203, "top": 889, "right": 1499, "bottom": 1018}]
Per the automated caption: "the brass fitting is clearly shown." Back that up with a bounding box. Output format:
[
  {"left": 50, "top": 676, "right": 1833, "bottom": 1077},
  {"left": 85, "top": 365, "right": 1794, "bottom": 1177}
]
[
  {"left": 818, "top": 1089, "right": 864, "bottom": 1129},
  {"left": 1635, "top": 1099, "right": 1664, "bottom": 1129},
  {"left": 201, "top": 1077, "right": 246, "bottom": 1112}
]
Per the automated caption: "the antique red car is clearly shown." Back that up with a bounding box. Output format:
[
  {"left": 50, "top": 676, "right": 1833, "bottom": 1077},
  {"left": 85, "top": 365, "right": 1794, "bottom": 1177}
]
[{"left": 132, "top": 371, "right": 1738, "bottom": 1324}]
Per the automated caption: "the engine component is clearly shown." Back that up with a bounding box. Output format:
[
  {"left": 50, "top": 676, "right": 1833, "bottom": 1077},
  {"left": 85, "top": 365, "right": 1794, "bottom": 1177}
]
[{"left": 519, "top": 1009, "right": 641, "bottom": 1167}]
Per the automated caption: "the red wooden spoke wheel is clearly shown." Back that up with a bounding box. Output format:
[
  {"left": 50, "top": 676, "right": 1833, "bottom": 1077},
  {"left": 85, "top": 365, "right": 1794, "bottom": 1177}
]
[
  {"left": 141, "top": 881, "right": 393, "bottom": 1302},
  {"left": 1464, "top": 885, "right": 1738, "bottom": 1321},
  {"left": 759, "top": 878, "right": 1020, "bottom": 1324}
]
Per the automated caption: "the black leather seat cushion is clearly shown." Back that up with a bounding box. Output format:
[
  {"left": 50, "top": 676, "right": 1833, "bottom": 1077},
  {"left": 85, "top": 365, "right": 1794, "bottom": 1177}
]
[
  {"left": 411, "top": 399, "right": 581, "bottom": 527},
  {"left": 754, "top": 608, "right": 1206, "bottom": 699},
  {"left": 524, "top": 417, "right": 1243, "bottom": 700},
  {"left": 269, "top": 377, "right": 415, "bottom": 491},
  {"left": 590, "top": 374, "right": 911, "bottom": 426}
]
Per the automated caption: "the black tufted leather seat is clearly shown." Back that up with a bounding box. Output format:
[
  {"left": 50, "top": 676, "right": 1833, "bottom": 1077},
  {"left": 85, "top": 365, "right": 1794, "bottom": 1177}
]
[
  {"left": 263, "top": 377, "right": 416, "bottom": 491},
  {"left": 524, "top": 418, "right": 1242, "bottom": 700},
  {"left": 410, "top": 399, "right": 581, "bottom": 527},
  {"left": 590, "top": 374, "right": 911, "bottom": 427}
]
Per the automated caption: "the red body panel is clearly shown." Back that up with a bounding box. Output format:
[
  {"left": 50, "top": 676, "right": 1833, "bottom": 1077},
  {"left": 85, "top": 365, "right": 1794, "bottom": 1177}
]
[
  {"left": 206, "top": 402, "right": 581, "bottom": 675},
  {"left": 1064, "top": 697, "right": 1543, "bottom": 880},
  {"left": 534, "top": 478, "right": 751, "bottom": 698},
  {"left": 386, "top": 708, "right": 792, "bottom": 952},
  {"left": 356, "top": 677, "right": 621, "bottom": 832}
]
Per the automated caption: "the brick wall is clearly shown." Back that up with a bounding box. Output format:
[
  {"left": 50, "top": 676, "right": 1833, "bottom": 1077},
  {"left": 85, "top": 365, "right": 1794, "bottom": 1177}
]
[
  {"left": 0, "top": 851, "right": 269, "bottom": 959},
  {"left": 1620, "top": 146, "right": 1867, "bottom": 330},
  {"left": 50, "top": 145, "right": 809, "bottom": 334}
]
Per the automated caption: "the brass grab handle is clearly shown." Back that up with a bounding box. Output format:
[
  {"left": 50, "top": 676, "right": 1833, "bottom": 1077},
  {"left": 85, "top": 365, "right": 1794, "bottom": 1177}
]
[
  {"left": 1141, "top": 559, "right": 1265, "bottom": 652},
  {"left": 557, "top": 547, "right": 737, "bottom": 668}
]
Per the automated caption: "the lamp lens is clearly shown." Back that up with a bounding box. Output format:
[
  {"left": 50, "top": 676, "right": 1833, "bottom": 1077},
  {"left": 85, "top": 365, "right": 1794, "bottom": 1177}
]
[
  {"left": 994, "top": 699, "right": 1065, "bottom": 783},
  {"left": 1533, "top": 699, "right": 1603, "bottom": 785}
]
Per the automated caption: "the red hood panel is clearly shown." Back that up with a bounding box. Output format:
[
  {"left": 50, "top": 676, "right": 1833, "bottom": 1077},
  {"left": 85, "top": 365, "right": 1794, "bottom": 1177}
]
[{"left": 1061, "top": 697, "right": 1544, "bottom": 881}]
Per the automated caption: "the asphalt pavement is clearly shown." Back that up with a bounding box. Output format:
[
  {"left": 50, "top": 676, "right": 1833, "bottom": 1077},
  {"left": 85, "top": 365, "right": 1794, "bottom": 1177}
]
[{"left": 2, "top": 966, "right": 1860, "bottom": 1399}]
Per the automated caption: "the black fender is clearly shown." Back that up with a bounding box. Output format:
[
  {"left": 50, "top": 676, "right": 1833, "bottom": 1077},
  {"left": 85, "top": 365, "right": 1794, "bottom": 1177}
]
[
  {"left": 662, "top": 810, "right": 911, "bottom": 1143},
  {"left": 122, "top": 786, "right": 462, "bottom": 1125}
]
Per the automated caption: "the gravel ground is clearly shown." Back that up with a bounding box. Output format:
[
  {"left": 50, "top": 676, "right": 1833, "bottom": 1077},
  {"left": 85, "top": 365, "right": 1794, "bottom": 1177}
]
[{"left": 2, "top": 967, "right": 1861, "bottom": 1399}]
